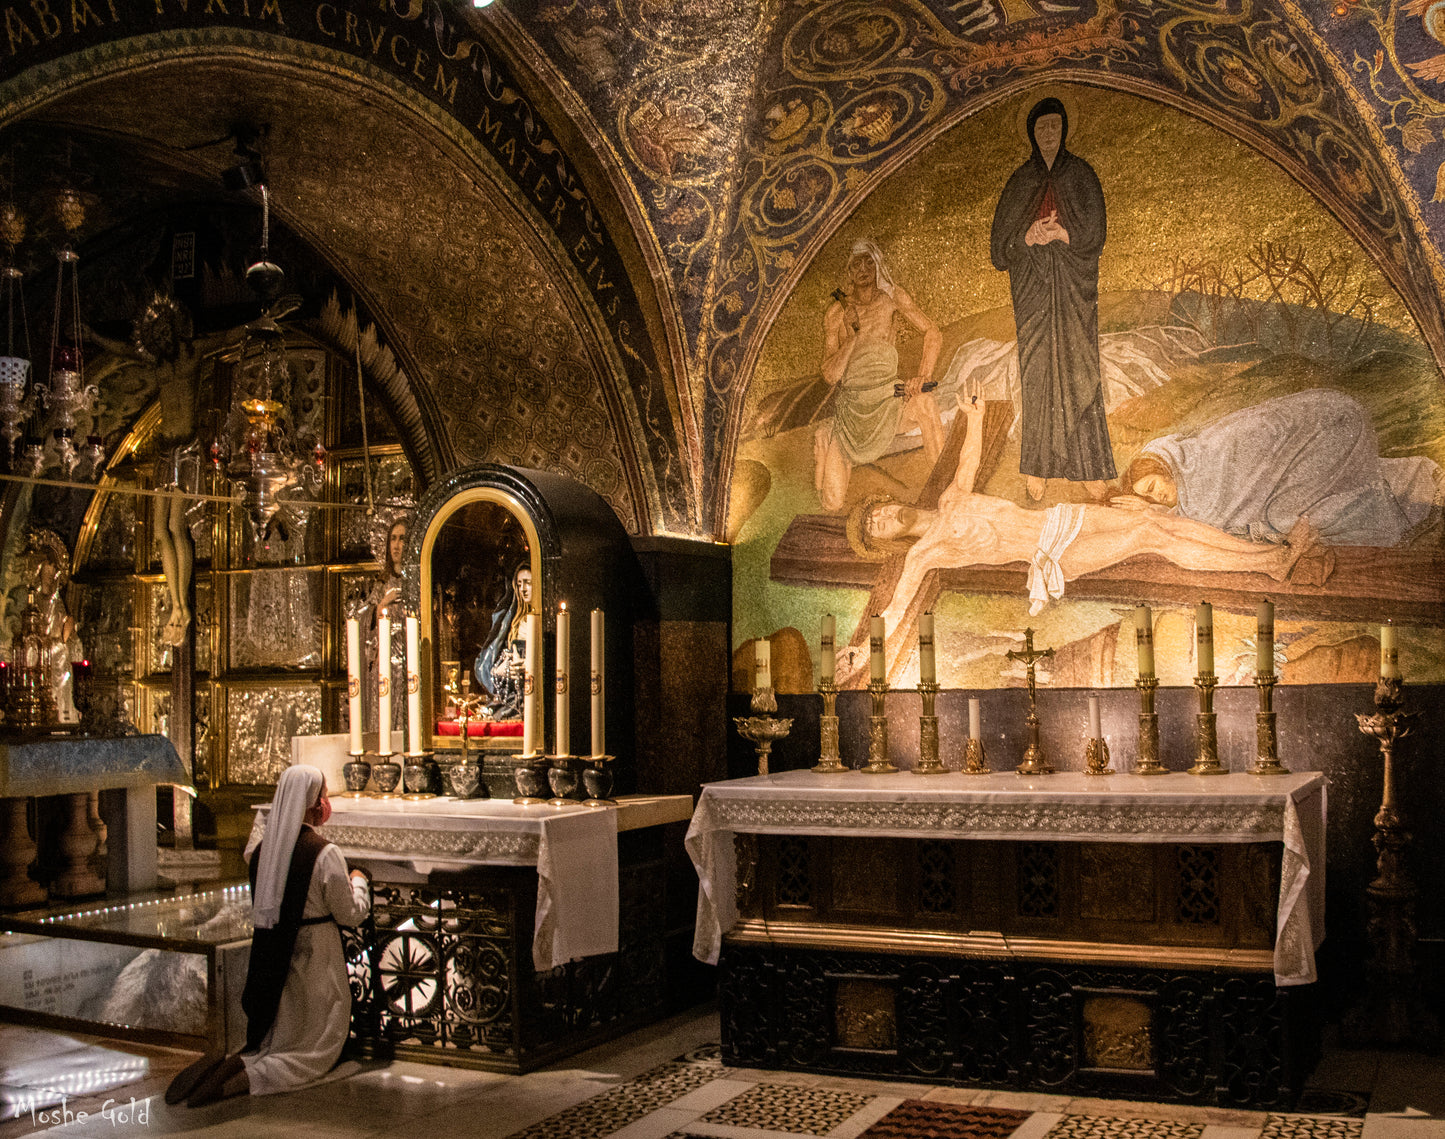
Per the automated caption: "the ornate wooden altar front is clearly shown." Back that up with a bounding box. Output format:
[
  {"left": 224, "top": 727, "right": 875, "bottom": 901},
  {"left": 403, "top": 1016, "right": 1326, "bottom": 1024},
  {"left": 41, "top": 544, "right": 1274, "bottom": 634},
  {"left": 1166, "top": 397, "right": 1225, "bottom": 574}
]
[
  {"left": 304, "top": 794, "right": 693, "bottom": 1073},
  {"left": 687, "top": 772, "right": 1325, "bottom": 1108}
]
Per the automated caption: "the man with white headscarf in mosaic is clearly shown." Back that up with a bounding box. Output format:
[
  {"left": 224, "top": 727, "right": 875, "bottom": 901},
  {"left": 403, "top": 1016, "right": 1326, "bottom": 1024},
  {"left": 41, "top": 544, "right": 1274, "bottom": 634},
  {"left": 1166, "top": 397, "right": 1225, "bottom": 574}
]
[{"left": 813, "top": 237, "right": 944, "bottom": 511}]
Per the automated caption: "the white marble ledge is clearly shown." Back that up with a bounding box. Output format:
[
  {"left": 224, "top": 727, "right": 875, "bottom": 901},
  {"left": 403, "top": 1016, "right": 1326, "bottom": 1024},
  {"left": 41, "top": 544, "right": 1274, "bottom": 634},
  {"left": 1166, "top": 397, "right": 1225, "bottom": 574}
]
[
  {"left": 704, "top": 769, "right": 1324, "bottom": 806},
  {"left": 319, "top": 792, "right": 691, "bottom": 832},
  {"left": 691, "top": 771, "right": 1325, "bottom": 845}
]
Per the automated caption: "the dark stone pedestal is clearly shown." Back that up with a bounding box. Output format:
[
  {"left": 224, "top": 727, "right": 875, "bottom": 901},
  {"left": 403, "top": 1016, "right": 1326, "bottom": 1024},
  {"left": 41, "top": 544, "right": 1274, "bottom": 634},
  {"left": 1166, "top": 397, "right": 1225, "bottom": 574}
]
[{"left": 720, "top": 942, "right": 1318, "bottom": 1109}]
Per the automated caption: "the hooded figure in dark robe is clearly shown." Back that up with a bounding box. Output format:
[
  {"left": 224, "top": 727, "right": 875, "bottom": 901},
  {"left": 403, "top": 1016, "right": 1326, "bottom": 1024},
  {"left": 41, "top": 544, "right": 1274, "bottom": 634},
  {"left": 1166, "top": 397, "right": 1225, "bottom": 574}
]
[{"left": 991, "top": 97, "right": 1116, "bottom": 498}]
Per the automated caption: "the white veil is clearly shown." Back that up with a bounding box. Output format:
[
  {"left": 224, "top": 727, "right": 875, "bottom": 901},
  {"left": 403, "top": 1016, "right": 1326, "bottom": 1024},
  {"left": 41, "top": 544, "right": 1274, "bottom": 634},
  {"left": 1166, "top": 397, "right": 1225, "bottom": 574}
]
[
  {"left": 249, "top": 765, "right": 324, "bottom": 930},
  {"left": 848, "top": 238, "right": 896, "bottom": 298}
]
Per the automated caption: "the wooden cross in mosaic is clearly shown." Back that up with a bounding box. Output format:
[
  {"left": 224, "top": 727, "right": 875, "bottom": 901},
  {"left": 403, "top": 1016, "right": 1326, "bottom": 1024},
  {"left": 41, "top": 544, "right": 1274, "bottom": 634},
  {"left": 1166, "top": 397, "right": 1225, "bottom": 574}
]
[{"left": 770, "top": 401, "right": 1013, "bottom": 687}]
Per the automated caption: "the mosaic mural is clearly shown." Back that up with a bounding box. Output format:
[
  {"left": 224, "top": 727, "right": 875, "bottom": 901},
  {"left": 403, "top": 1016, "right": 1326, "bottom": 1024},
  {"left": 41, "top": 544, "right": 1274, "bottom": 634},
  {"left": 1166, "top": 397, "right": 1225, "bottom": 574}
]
[
  {"left": 733, "top": 86, "right": 1445, "bottom": 690},
  {"left": 5, "top": 0, "right": 1445, "bottom": 548},
  {"left": 511, "top": 0, "right": 1445, "bottom": 531}
]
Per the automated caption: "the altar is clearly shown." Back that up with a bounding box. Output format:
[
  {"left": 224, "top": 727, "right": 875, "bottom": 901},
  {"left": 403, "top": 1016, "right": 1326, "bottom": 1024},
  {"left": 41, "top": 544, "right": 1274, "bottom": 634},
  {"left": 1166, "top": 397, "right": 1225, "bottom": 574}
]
[
  {"left": 265, "top": 793, "right": 693, "bottom": 1072},
  {"left": 0, "top": 735, "right": 191, "bottom": 905},
  {"left": 686, "top": 771, "right": 1326, "bottom": 1108}
]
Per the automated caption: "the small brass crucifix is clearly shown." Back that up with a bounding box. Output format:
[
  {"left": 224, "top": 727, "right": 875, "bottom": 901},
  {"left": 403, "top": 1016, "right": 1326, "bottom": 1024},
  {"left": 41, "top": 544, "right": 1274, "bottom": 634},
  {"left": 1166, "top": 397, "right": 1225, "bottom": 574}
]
[{"left": 1006, "top": 627, "right": 1054, "bottom": 775}]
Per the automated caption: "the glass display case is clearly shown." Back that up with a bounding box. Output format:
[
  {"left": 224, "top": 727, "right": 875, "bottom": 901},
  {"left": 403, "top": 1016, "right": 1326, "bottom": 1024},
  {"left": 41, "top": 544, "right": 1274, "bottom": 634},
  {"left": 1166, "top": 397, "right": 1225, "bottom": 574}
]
[{"left": 0, "top": 885, "right": 252, "bottom": 1051}]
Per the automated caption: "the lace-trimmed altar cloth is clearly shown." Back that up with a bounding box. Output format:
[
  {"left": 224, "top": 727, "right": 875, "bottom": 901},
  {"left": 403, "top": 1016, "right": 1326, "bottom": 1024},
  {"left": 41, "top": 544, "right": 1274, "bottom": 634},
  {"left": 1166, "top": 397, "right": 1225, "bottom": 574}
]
[
  {"left": 685, "top": 770, "right": 1326, "bottom": 987},
  {"left": 250, "top": 795, "right": 618, "bottom": 971}
]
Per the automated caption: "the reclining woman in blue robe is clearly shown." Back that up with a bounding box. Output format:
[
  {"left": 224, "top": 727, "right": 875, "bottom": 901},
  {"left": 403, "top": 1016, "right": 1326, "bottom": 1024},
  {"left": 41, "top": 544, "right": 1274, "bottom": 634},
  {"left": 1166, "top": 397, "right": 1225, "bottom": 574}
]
[{"left": 1115, "top": 388, "right": 1440, "bottom": 551}]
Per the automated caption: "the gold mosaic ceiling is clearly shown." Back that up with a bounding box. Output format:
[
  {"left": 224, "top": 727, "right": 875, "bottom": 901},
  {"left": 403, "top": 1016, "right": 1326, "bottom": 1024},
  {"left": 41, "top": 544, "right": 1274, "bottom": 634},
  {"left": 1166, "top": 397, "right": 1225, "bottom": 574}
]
[{"left": 24, "top": 58, "right": 645, "bottom": 534}]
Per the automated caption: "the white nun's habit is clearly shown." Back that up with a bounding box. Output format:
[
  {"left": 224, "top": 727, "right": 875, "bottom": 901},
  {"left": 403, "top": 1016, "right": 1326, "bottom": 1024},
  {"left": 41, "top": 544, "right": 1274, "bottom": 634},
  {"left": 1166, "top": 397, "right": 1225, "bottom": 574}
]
[{"left": 242, "top": 764, "right": 369, "bottom": 1095}]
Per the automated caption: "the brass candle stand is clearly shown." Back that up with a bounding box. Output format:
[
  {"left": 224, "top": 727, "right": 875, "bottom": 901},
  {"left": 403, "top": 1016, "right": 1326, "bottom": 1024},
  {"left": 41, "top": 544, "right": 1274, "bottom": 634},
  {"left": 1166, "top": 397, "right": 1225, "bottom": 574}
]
[
  {"left": 1187, "top": 675, "right": 1225, "bottom": 775},
  {"left": 914, "top": 681, "right": 945, "bottom": 775},
  {"left": 812, "top": 679, "right": 848, "bottom": 774},
  {"left": 861, "top": 680, "right": 897, "bottom": 774},
  {"left": 371, "top": 753, "right": 402, "bottom": 798},
  {"left": 1083, "top": 737, "right": 1113, "bottom": 776},
  {"left": 1250, "top": 675, "right": 1289, "bottom": 775},
  {"left": 546, "top": 756, "right": 585, "bottom": 807},
  {"left": 1134, "top": 677, "right": 1165, "bottom": 775},
  {"left": 962, "top": 736, "right": 990, "bottom": 775},
  {"left": 1016, "top": 705, "right": 1051, "bottom": 776},
  {"left": 1344, "top": 677, "right": 1440, "bottom": 1048},
  {"left": 734, "top": 686, "right": 792, "bottom": 776}
]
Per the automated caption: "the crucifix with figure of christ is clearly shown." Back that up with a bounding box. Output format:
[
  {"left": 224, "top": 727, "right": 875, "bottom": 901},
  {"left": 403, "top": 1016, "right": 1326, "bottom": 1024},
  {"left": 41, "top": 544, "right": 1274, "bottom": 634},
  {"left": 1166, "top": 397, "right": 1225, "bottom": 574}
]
[{"left": 1006, "top": 627, "right": 1054, "bottom": 775}]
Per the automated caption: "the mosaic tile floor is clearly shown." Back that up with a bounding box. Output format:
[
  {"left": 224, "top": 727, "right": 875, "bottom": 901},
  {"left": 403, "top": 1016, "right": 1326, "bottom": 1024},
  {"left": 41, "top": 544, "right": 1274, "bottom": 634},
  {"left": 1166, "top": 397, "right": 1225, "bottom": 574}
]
[
  {"left": 496, "top": 1047, "right": 1405, "bottom": 1139},
  {"left": 1, "top": 1009, "right": 1441, "bottom": 1139}
]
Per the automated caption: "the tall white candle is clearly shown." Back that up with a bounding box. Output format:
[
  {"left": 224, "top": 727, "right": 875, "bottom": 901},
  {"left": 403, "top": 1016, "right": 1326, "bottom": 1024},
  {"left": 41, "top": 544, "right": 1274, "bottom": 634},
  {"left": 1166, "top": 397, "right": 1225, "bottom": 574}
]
[
  {"left": 376, "top": 616, "right": 392, "bottom": 756},
  {"left": 1088, "top": 694, "right": 1101, "bottom": 740},
  {"left": 1256, "top": 600, "right": 1275, "bottom": 677},
  {"left": 1380, "top": 622, "right": 1399, "bottom": 679},
  {"left": 869, "top": 615, "right": 886, "bottom": 682},
  {"left": 522, "top": 611, "right": 540, "bottom": 757},
  {"left": 556, "top": 603, "right": 570, "bottom": 757},
  {"left": 1195, "top": 601, "right": 1214, "bottom": 678},
  {"left": 590, "top": 608, "right": 606, "bottom": 756},
  {"left": 820, "top": 614, "right": 836, "bottom": 684},
  {"left": 1135, "top": 604, "right": 1154, "bottom": 679},
  {"left": 968, "top": 697, "right": 981, "bottom": 741},
  {"left": 918, "top": 612, "right": 936, "bottom": 684},
  {"left": 755, "top": 637, "right": 771, "bottom": 691},
  {"left": 406, "top": 616, "right": 422, "bottom": 755},
  {"left": 346, "top": 617, "right": 363, "bottom": 755}
]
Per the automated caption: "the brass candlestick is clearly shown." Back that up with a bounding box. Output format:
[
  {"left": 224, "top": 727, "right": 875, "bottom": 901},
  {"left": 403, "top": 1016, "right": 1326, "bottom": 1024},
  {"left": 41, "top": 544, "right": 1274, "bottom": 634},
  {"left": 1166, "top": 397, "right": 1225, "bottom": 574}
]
[
  {"left": 1187, "top": 675, "right": 1224, "bottom": 775},
  {"left": 861, "top": 680, "right": 896, "bottom": 774},
  {"left": 734, "top": 686, "right": 792, "bottom": 776},
  {"left": 1083, "top": 737, "right": 1113, "bottom": 775},
  {"left": 371, "top": 753, "right": 402, "bottom": 797},
  {"left": 914, "top": 681, "right": 945, "bottom": 775},
  {"left": 812, "top": 679, "right": 848, "bottom": 774},
  {"left": 1007, "top": 629, "right": 1054, "bottom": 776},
  {"left": 1016, "top": 707, "right": 1050, "bottom": 776},
  {"left": 962, "top": 736, "right": 990, "bottom": 774},
  {"left": 1134, "top": 677, "right": 1165, "bottom": 775},
  {"left": 1250, "top": 675, "right": 1289, "bottom": 775},
  {"left": 1344, "top": 677, "right": 1439, "bottom": 1048}
]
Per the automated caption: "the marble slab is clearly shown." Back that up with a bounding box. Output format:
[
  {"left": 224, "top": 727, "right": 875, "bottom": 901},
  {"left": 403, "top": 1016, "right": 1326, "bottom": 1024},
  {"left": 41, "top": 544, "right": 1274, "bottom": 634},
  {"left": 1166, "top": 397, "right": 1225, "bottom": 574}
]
[{"left": 0, "top": 735, "right": 189, "bottom": 798}]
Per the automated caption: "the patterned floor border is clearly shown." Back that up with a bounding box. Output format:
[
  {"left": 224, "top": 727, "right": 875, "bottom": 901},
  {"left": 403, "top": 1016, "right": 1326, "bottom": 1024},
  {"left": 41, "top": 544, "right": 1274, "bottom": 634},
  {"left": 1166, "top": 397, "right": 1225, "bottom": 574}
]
[{"left": 501, "top": 1044, "right": 1400, "bottom": 1139}]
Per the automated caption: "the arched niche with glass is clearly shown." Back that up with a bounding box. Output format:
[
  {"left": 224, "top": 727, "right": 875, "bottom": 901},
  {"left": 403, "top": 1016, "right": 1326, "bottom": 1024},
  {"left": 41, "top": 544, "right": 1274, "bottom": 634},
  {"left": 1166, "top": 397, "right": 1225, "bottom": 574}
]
[{"left": 406, "top": 465, "right": 639, "bottom": 796}]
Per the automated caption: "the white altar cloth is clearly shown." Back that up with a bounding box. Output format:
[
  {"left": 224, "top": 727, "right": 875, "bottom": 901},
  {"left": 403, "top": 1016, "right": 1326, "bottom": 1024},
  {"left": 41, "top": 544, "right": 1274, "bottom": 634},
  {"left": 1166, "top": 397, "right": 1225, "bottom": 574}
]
[
  {"left": 249, "top": 796, "right": 619, "bottom": 972},
  {"left": 686, "top": 771, "right": 1326, "bottom": 986}
]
